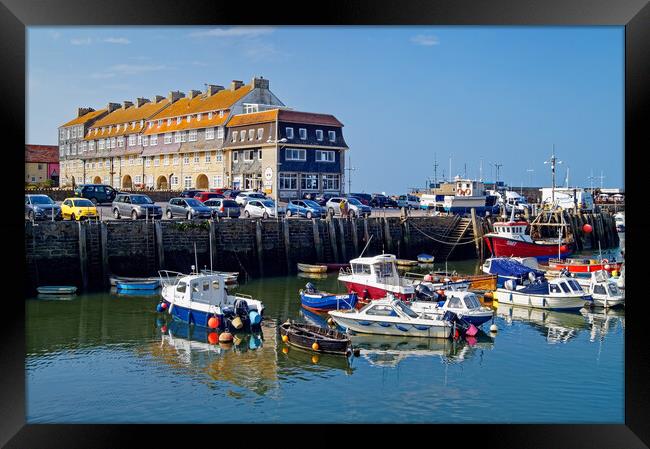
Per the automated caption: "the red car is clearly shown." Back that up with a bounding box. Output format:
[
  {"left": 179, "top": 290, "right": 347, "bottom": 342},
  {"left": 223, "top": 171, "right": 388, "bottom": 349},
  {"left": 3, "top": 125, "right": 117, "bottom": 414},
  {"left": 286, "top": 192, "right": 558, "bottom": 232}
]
[{"left": 194, "top": 191, "right": 225, "bottom": 202}]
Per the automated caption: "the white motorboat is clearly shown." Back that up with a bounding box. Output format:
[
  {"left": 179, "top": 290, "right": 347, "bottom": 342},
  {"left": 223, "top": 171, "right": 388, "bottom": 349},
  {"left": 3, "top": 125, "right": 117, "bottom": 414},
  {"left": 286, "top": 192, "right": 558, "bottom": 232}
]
[
  {"left": 338, "top": 254, "right": 416, "bottom": 301},
  {"left": 493, "top": 277, "right": 593, "bottom": 311},
  {"left": 158, "top": 269, "right": 264, "bottom": 332},
  {"left": 571, "top": 270, "right": 624, "bottom": 308},
  {"left": 328, "top": 296, "right": 453, "bottom": 338},
  {"left": 614, "top": 212, "right": 625, "bottom": 233},
  {"left": 409, "top": 290, "right": 494, "bottom": 327}
]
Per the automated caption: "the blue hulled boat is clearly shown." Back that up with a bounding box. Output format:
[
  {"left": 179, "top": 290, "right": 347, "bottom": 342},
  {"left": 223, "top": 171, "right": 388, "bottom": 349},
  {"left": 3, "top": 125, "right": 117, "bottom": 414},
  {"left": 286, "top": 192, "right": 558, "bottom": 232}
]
[
  {"left": 482, "top": 257, "right": 546, "bottom": 288},
  {"left": 116, "top": 279, "right": 160, "bottom": 290},
  {"left": 300, "top": 283, "right": 357, "bottom": 312}
]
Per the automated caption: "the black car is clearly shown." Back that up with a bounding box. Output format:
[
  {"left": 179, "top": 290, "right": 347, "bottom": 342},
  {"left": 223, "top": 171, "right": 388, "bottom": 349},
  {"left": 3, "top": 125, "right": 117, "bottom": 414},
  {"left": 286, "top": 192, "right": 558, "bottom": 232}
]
[
  {"left": 315, "top": 193, "right": 336, "bottom": 207},
  {"left": 180, "top": 189, "right": 201, "bottom": 198},
  {"left": 370, "top": 193, "right": 398, "bottom": 208},
  {"left": 349, "top": 193, "right": 372, "bottom": 206},
  {"left": 25, "top": 194, "right": 62, "bottom": 220},
  {"left": 74, "top": 184, "right": 118, "bottom": 205}
]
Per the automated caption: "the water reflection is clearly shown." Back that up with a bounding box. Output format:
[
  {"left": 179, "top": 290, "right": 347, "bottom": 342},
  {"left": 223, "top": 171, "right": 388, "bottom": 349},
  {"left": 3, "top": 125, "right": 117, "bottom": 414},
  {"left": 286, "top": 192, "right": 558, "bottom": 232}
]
[
  {"left": 144, "top": 319, "right": 279, "bottom": 397},
  {"left": 580, "top": 307, "right": 625, "bottom": 342}
]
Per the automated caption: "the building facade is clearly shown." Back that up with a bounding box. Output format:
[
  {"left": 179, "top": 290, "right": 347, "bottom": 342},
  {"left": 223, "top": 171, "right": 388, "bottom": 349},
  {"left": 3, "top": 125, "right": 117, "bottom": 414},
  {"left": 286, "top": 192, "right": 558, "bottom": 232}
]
[
  {"left": 25, "top": 145, "right": 60, "bottom": 185},
  {"left": 57, "top": 76, "right": 348, "bottom": 200}
]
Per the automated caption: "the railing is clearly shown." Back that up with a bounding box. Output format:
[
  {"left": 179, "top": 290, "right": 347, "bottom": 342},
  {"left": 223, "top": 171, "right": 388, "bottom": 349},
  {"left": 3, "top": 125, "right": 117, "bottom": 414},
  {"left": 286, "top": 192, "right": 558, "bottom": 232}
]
[{"left": 158, "top": 270, "right": 184, "bottom": 287}]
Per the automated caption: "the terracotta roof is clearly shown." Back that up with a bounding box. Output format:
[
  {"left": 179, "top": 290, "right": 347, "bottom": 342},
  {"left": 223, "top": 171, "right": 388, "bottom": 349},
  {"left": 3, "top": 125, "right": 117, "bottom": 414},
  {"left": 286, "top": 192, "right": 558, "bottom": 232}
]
[
  {"left": 25, "top": 145, "right": 59, "bottom": 163},
  {"left": 227, "top": 109, "right": 344, "bottom": 128},
  {"left": 142, "top": 111, "right": 231, "bottom": 136},
  {"left": 149, "top": 84, "right": 253, "bottom": 120},
  {"left": 91, "top": 100, "right": 170, "bottom": 128},
  {"left": 60, "top": 109, "right": 107, "bottom": 127}
]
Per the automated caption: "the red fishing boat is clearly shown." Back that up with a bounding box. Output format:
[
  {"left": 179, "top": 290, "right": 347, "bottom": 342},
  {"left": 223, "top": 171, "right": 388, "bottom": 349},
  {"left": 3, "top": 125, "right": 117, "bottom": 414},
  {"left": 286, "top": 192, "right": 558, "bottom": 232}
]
[
  {"left": 547, "top": 257, "right": 623, "bottom": 274},
  {"left": 483, "top": 212, "right": 574, "bottom": 261}
]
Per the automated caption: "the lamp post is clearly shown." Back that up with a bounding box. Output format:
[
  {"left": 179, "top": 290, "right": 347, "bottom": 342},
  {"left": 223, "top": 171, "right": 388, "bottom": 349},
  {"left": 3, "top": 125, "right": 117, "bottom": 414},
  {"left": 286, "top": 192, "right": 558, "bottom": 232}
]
[{"left": 268, "top": 136, "right": 287, "bottom": 218}]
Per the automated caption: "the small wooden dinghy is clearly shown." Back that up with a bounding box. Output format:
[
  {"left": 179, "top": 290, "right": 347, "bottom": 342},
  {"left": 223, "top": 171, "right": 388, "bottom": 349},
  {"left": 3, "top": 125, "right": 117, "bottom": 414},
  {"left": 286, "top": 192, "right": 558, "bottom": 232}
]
[
  {"left": 37, "top": 286, "right": 77, "bottom": 295},
  {"left": 396, "top": 259, "right": 418, "bottom": 267},
  {"left": 417, "top": 253, "right": 435, "bottom": 263},
  {"left": 279, "top": 321, "right": 352, "bottom": 355},
  {"left": 300, "top": 284, "right": 358, "bottom": 312},
  {"left": 297, "top": 263, "right": 328, "bottom": 273},
  {"left": 110, "top": 276, "right": 158, "bottom": 287},
  {"left": 116, "top": 279, "right": 160, "bottom": 290}
]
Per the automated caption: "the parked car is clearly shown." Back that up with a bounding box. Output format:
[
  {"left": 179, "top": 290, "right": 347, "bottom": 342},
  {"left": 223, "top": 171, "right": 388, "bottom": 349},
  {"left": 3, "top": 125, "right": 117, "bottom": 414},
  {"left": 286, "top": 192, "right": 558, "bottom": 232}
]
[
  {"left": 180, "top": 189, "right": 201, "bottom": 199},
  {"left": 326, "top": 197, "right": 372, "bottom": 218},
  {"left": 222, "top": 189, "right": 241, "bottom": 200},
  {"left": 397, "top": 194, "right": 421, "bottom": 209},
  {"left": 349, "top": 193, "right": 372, "bottom": 206},
  {"left": 61, "top": 197, "right": 98, "bottom": 221},
  {"left": 165, "top": 197, "right": 213, "bottom": 219},
  {"left": 74, "top": 184, "right": 118, "bottom": 205},
  {"left": 25, "top": 194, "right": 62, "bottom": 220},
  {"left": 286, "top": 199, "right": 327, "bottom": 219},
  {"left": 235, "top": 191, "right": 267, "bottom": 206},
  {"left": 112, "top": 193, "right": 162, "bottom": 220},
  {"left": 301, "top": 192, "right": 318, "bottom": 201},
  {"left": 203, "top": 198, "right": 241, "bottom": 218},
  {"left": 243, "top": 199, "right": 286, "bottom": 219},
  {"left": 194, "top": 191, "right": 225, "bottom": 203},
  {"left": 370, "top": 193, "right": 398, "bottom": 208},
  {"left": 315, "top": 193, "right": 336, "bottom": 206}
]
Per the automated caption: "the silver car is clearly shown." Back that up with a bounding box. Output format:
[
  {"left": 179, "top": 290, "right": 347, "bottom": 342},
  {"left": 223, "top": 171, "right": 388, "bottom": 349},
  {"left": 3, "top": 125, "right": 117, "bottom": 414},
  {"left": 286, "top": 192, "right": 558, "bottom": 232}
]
[
  {"left": 25, "top": 194, "right": 62, "bottom": 220},
  {"left": 203, "top": 198, "right": 241, "bottom": 218},
  {"left": 325, "top": 197, "right": 372, "bottom": 218},
  {"left": 243, "top": 199, "right": 286, "bottom": 219},
  {"left": 112, "top": 194, "right": 162, "bottom": 219}
]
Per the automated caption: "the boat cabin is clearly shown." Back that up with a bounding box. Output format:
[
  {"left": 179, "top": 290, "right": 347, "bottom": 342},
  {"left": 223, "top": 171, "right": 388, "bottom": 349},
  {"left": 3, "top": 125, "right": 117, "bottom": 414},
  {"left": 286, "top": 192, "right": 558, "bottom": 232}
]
[
  {"left": 349, "top": 254, "right": 401, "bottom": 284},
  {"left": 453, "top": 177, "right": 486, "bottom": 197},
  {"left": 490, "top": 221, "right": 533, "bottom": 242},
  {"left": 161, "top": 271, "right": 230, "bottom": 307}
]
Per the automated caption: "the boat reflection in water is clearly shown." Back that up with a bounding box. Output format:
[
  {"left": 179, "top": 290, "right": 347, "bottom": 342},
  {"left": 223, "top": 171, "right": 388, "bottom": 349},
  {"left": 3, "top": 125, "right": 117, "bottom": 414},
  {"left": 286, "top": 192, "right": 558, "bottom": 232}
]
[
  {"left": 495, "top": 303, "right": 590, "bottom": 344},
  {"left": 580, "top": 307, "right": 625, "bottom": 342},
  {"left": 297, "top": 272, "right": 329, "bottom": 281},
  {"left": 150, "top": 319, "right": 279, "bottom": 397},
  {"left": 351, "top": 333, "right": 494, "bottom": 368}
]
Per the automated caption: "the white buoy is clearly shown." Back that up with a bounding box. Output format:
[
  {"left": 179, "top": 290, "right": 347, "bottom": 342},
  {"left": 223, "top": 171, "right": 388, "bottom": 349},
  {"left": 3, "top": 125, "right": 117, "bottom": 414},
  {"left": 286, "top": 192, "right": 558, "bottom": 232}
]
[{"left": 490, "top": 324, "right": 498, "bottom": 332}]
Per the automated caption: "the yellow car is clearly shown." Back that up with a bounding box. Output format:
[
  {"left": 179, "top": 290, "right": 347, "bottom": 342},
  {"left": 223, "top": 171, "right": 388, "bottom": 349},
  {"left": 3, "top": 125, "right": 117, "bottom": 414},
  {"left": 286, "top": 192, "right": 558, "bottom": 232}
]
[{"left": 61, "top": 197, "right": 99, "bottom": 221}]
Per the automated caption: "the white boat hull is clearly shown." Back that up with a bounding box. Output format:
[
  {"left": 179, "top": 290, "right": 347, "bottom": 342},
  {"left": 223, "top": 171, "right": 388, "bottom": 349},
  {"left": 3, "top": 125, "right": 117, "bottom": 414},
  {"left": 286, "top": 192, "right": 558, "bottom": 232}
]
[
  {"left": 494, "top": 289, "right": 589, "bottom": 310},
  {"left": 328, "top": 312, "right": 452, "bottom": 338}
]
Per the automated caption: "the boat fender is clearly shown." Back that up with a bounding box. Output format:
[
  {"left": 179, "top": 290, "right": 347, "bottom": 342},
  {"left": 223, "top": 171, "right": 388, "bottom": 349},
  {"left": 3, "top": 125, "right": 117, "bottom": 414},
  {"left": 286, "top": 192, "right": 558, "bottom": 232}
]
[
  {"left": 602, "top": 258, "right": 609, "bottom": 264},
  {"left": 207, "top": 332, "right": 218, "bottom": 345},
  {"left": 281, "top": 334, "right": 289, "bottom": 343},
  {"left": 312, "top": 342, "right": 320, "bottom": 351},
  {"left": 505, "top": 280, "right": 516, "bottom": 291},
  {"left": 219, "top": 332, "right": 233, "bottom": 343},
  {"left": 489, "top": 323, "right": 498, "bottom": 332},
  {"left": 156, "top": 304, "right": 163, "bottom": 313},
  {"left": 231, "top": 316, "right": 244, "bottom": 330},
  {"left": 161, "top": 302, "right": 168, "bottom": 310},
  {"left": 249, "top": 311, "right": 261, "bottom": 325},
  {"left": 208, "top": 316, "right": 220, "bottom": 329}
]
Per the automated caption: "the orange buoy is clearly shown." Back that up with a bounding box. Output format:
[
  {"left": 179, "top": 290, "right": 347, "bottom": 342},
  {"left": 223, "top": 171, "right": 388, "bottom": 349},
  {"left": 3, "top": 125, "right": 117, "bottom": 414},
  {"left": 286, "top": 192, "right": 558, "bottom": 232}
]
[
  {"left": 208, "top": 316, "right": 219, "bottom": 329},
  {"left": 219, "top": 332, "right": 233, "bottom": 343},
  {"left": 207, "top": 332, "right": 218, "bottom": 345},
  {"left": 281, "top": 334, "right": 289, "bottom": 343},
  {"left": 311, "top": 355, "right": 320, "bottom": 364},
  {"left": 312, "top": 342, "right": 320, "bottom": 351},
  {"left": 282, "top": 346, "right": 289, "bottom": 354},
  {"left": 582, "top": 224, "right": 593, "bottom": 233}
]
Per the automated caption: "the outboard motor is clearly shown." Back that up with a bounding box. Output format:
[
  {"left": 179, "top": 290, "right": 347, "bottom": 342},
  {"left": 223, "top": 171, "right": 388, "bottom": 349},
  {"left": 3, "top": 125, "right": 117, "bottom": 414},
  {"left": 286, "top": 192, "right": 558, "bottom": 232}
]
[
  {"left": 415, "top": 283, "right": 438, "bottom": 301},
  {"left": 305, "top": 282, "right": 317, "bottom": 293},
  {"left": 528, "top": 271, "right": 537, "bottom": 283}
]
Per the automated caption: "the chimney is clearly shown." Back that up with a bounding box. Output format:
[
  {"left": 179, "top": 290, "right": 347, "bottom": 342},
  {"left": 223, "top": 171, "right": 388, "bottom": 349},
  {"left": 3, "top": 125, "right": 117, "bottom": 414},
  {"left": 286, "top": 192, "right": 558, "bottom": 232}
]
[
  {"left": 123, "top": 100, "right": 134, "bottom": 109},
  {"left": 168, "top": 90, "right": 185, "bottom": 103},
  {"left": 252, "top": 76, "right": 269, "bottom": 89},
  {"left": 136, "top": 97, "right": 150, "bottom": 107},
  {"left": 206, "top": 84, "right": 225, "bottom": 96},
  {"left": 77, "top": 107, "right": 95, "bottom": 117},
  {"left": 230, "top": 80, "right": 244, "bottom": 91},
  {"left": 106, "top": 102, "right": 121, "bottom": 113},
  {"left": 189, "top": 89, "right": 202, "bottom": 99}
]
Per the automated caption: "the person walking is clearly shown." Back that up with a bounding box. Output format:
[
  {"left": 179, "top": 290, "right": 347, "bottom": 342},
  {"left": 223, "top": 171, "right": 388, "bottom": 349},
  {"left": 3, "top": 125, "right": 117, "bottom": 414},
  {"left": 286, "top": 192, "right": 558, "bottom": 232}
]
[{"left": 340, "top": 199, "right": 348, "bottom": 218}]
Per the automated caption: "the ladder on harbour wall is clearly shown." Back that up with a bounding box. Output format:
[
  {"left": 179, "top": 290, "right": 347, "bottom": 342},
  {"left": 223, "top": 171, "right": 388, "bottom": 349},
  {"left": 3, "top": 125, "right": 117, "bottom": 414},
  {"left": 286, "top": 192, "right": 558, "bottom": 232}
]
[{"left": 437, "top": 217, "right": 473, "bottom": 261}]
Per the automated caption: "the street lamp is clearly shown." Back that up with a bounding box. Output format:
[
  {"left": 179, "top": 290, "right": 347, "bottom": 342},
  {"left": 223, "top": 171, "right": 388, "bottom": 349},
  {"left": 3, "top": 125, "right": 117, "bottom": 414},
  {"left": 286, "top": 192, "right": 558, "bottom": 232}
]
[{"left": 267, "top": 136, "right": 287, "bottom": 218}]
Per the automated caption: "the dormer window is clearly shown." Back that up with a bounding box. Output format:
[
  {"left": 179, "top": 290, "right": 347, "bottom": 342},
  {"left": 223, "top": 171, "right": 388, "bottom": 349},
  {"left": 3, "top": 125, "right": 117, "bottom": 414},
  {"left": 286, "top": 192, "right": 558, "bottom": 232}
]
[
  {"left": 186, "top": 115, "right": 191, "bottom": 123},
  {"left": 167, "top": 118, "right": 172, "bottom": 126},
  {"left": 299, "top": 128, "right": 307, "bottom": 140},
  {"left": 328, "top": 130, "right": 336, "bottom": 142},
  {"left": 208, "top": 112, "right": 213, "bottom": 120},
  {"left": 108, "top": 125, "right": 112, "bottom": 132},
  {"left": 219, "top": 111, "right": 224, "bottom": 118},
  {"left": 177, "top": 117, "right": 182, "bottom": 124},
  {"left": 148, "top": 122, "right": 153, "bottom": 129},
  {"left": 157, "top": 120, "right": 162, "bottom": 127},
  {"left": 316, "top": 129, "right": 323, "bottom": 141},
  {"left": 131, "top": 121, "right": 136, "bottom": 128},
  {"left": 197, "top": 113, "right": 202, "bottom": 121}
]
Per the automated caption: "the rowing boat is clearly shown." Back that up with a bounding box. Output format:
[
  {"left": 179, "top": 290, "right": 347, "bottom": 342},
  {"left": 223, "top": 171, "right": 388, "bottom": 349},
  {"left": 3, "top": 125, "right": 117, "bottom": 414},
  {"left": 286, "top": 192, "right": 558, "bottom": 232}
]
[
  {"left": 37, "top": 286, "right": 77, "bottom": 295},
  {"left": 297, "top": 263, "right": 328, "bottom": 273},
  {"left": 279, "top": 321, "right": 352, "bottom": 355}
]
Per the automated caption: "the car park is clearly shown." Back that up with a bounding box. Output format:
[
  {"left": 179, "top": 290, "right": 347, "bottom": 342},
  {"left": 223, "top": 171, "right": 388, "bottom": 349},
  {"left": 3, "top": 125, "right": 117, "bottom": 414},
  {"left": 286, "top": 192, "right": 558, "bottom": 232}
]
[
  {"left": 165, "top": 197, "right": 213, "bottom": 219},
  {"left": 326, "top": 197, "right": 372, "bottom": 218},
  {"left": 286, "top": 199, "right": 326, "bottom": 219},
  {"left": 25, "top": 194, "right": 62, "bottom": 220},
  {"left": 203, "top": 198, "right": 241, "bottom": 218},
  {"left": 112, "top": 194, "right": 162, "bottom": 220},
  {"left": 397, "top": 194, "right": 421, "bottom": 209},
  {"left": 243, "top": 199, "right": 285, "bottom": 219},
  {"left": 370, "top": 193, "right": 398, "bottom": 208},
  {"left": 61, "top": 197, "right": 98, "bottom": 221},
  {"left": 180, "top": 189, "right": 201, "bottom": 199},
  {"left": 315, "top": 193, "right": 336, "bottom": 206},
  {"left": 349, "top": 193, "right": 372, "bottom": 206},
  {"left": 222, "top": 189, "right": 241, "bottom": 200},
  {"left": 74, "top": 184, "right": 118, "bottom": 205},
  {"left": 194, "top": 191, "right": 225, "bottom": 203},
  {"left": 235, "top": 191, "right": 267, "bottom": 206}
]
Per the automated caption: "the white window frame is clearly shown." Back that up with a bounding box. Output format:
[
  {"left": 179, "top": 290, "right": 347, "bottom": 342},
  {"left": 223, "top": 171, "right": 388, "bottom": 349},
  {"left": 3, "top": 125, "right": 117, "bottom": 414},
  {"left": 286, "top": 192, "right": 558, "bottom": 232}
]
[
  {"left": 164, "top": 133, "right": 172, "bottom": 144},
  {"left": 299, "top": 128, "right": 307, "bottom": 140},
  {"left": 316, "top": 129, "right": 323, "bottom": 141},
  {"left": 285, "top": 148, "right": 306, "bottom": 161},
  {"left": 231, "top": 131, "right": 238, "bottom": 142},
  {"left": 233, "top": 152, "right": 239, "bottom": 163},
  {"left": 184, "top": 176, "right": 192, "bottom": 188},
  {"left": 257, "top": 128, "right": 264, "bottom": 140},
  {"left": 205, "top": 152, "right": 211, "bottom": 163},
  {"left": 328, "top": 130, "right": 336, "bottom": 142},
  {"left": 194, "top": 153, "right": 200, "bottom": 163},
  {"left": 243, "top": 150, "right": 254, "bottom": 162},
  {"left": 216, "top": 150, "right": 223, "bottom": 162},
  {"left": 183, "top": 154, "right": 190, "bottom": 165},
  {"left": 188, "top": 129, "right": 198, "bottom": 142},
  {"left": 205, "top": 128, "right": 215, "bottom": 140},
  {"left": 164, "top": 154, "right": 169, "bottom": 166},
  {"left": 279, "top": 173, "right": 298, "bottom": 190},
  {"left": 248, "top": 129, "right": 254, "bottom": 141},
  {"left": 286, "top": 127, "right": 294, "bottom": 139},
  {"left": 154, "top": 156, "right": 160, "bottom": 166},
  {"left": 174, "top": 132, "right": 182, "bottom": 143},
  {"left": 322, "top": 174, "right": 340, "bottom": 190},
  {"left": 150, "top": 134, "right": 158, "bottom": 146},
  {"left": 217, "top": 127, "right": 224, "bottom": 139},
  {"left": 316, "top": 150, "right": 335, "bottom": 163}
]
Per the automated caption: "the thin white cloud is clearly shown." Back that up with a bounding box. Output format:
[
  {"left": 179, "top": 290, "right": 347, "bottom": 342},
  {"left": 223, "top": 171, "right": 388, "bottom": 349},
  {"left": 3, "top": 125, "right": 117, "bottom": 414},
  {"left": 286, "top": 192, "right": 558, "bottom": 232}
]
[
  {"left": 243, "top": 42, "right": 289, "bottom": 62},
  {"left": 109, "top": 63, "right": 169, "bottom": 75},
  {"left": 411, "top": 34, "right": 440, "bottom": 46},
  {"left": 189, "top": 27, "right": 275, "bottom": 38},
  {"left": 90, "top": 72, "right": 116, "bottom": 79},
  {"left": 70, "top": 37, "right": 92, "bottom": 46},
  {"left": 103, "top": 37, "right": 131, "bottom": 45}
]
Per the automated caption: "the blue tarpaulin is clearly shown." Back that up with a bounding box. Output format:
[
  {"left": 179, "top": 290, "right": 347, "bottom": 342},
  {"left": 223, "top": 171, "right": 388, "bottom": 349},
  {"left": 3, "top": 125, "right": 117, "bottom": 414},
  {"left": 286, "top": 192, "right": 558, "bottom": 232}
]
[{"left": 486, "top": 258, "right": 545, "bottom": 278}]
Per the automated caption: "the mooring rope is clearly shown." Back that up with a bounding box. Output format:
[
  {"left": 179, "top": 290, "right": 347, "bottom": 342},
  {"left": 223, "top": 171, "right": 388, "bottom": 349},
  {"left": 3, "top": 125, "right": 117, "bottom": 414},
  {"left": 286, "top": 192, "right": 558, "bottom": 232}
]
[{"left": 408, "top": 219, "right": 484, "bottom": 246}]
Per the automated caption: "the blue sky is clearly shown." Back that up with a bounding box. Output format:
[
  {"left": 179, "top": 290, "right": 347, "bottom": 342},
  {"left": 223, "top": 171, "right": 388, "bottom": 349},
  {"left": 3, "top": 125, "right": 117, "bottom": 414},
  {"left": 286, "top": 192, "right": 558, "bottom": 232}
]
[{"left": 27, "top": 26, "right": 624, "bottom": 193}]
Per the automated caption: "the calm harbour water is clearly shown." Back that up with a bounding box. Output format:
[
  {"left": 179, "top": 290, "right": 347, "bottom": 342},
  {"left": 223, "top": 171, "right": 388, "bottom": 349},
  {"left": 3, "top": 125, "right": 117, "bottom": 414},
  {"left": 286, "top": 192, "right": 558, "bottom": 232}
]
[{"left": 26, "top": 243, "right": 625, "bottom": 424}]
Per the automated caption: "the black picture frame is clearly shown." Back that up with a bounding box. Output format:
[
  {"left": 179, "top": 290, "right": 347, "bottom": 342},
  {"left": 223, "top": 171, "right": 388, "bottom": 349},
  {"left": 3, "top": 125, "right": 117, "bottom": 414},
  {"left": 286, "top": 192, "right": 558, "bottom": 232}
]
[{"left": 3, "top": 0, "right": 647, "bottom": 447}]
